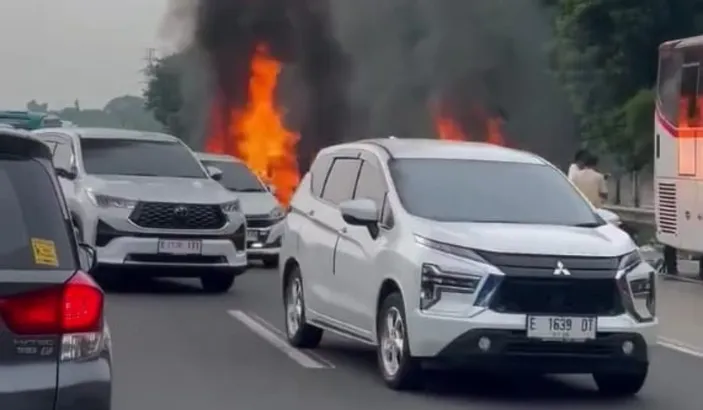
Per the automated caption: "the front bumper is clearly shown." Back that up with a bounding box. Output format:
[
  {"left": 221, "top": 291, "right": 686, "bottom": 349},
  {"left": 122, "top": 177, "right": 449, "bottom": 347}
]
[
  {"left": 246, "top": 217, "right": 284, "bottom": 258},
  {"left": 431, "top": 328, "right": 648, "bottom": 373},
  {"left": 93, "top": 219, "right": 247, "bottom": 272},
  {"left": 407, "top": 309, "right": 657, "bottom": 372}
]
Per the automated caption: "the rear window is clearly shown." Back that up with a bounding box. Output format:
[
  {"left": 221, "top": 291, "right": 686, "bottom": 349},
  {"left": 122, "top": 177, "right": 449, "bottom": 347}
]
[
  {"left": 0, "top": 155, "right": 76, "bottom": 270},
  {"left": 201, "top": 160, "right": 266, "bottom": 192}
]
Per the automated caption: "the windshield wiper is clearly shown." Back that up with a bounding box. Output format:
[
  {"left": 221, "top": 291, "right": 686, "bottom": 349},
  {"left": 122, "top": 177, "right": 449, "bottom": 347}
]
[
  {"left": 571, "top": 222, "right": 603, "bottom": 227},
  {"left": 230, "top": 188, "right": 266, "bottom": 192}
]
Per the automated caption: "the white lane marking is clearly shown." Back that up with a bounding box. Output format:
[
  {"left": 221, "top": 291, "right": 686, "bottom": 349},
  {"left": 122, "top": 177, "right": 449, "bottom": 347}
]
[
  {"left": 228, "top": 310, "right": 332, "bottom": 369},
  {"left": 658, "top": 337, "right": 703, "bottom": 357},
  {"left": 246, "top": 311, "right": 336, "bottom": 368}
]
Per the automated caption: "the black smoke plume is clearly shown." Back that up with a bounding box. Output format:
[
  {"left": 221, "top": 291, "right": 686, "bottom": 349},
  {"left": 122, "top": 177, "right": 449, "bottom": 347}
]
[
  {"left": 193, "top": 0, "right": 350, "bottom": 171},
  {"left": 179, "top": 0, "right": 578, "bottom": 169}
]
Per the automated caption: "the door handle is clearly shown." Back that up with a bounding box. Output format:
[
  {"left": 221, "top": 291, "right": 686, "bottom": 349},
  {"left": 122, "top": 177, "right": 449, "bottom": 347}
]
[
  {"left": 307, "top": 210, "right": 315, "bottom": 216},
  {"left": 339, "top": 227, "right": 347, "bottom": 234}
]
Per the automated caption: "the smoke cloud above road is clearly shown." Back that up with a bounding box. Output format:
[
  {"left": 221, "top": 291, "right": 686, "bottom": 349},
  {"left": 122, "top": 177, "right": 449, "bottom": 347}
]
[{"left": 171, "top": 0, "right": 578, "bottom": 167}]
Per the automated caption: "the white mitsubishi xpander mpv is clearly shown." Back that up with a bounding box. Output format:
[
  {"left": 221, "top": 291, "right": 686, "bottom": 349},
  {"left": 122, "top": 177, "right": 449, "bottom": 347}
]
[{"left": 280, "top": 138, "right": 656, "bottom": 395}]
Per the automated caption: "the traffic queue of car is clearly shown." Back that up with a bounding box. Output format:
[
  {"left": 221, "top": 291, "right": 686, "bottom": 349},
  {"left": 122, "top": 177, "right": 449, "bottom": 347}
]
[
  {"left": 0, "top": 126, "right": 285, "bottom": 410},
  {"left": 0, "top": 127, "right": 658, "bottom": 409}
]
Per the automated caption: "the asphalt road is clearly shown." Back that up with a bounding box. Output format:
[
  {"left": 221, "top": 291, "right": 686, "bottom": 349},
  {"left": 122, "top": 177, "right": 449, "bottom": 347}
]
[{"left": 105, "top": 267, "right": 703, "bottom": 410}]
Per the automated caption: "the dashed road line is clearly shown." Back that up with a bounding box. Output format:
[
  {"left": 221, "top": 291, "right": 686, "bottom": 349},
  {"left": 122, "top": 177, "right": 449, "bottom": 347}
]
[
  {"left": 658, "top": 337, "right": 703, "bottom": 358},
  {"left": 227, "top": 309, "right": 333, "bottom": 369}
]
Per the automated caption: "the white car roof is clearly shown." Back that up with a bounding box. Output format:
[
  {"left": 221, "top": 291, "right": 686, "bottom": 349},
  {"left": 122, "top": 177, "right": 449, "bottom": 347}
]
[{"left": 322, "top": 138, "right": 545, "bottom": 165}]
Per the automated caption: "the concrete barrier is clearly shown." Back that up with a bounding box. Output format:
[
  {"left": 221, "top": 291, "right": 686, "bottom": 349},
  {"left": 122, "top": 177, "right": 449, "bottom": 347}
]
[{"left": 603, "top": 204, "right": 655, "bottom": 225}]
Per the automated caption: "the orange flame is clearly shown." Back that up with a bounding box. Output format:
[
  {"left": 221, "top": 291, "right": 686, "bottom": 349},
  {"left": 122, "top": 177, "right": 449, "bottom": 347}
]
[
  {"left": 205, "top": 45, "right": 300, "bottom": 206},
  {"left": 433, "top": 103, "right": 507, "bottom": 146}
]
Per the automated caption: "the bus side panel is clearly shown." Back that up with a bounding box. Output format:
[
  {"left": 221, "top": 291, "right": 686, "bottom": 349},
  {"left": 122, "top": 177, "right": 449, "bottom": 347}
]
[{"left": 654, "top": 121, "right": 680, "bottom": 248}]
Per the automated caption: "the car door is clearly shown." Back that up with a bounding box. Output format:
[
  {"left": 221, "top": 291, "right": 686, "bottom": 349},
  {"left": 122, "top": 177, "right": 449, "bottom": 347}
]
[
  {"left": 0, "top": 145, "right": 79, "bottom": 410},
  {"left": 333, "top": 151, "right": 393, "bottom": 334},
  {"left": 300, "top": 152, "right": 361, "bottom": 320}
]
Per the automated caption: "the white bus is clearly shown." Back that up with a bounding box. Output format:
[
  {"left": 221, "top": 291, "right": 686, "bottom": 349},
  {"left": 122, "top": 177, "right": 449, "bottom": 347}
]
[{"left": 655, "top": 35, "right": 703, "bottom": 276}]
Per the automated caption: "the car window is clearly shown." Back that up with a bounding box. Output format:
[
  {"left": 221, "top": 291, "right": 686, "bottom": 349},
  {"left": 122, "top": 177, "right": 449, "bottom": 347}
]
[
  {"left": 310, "top": 154, "right": 334, "bottom": 197},
  {"left": 389, "top": 158, "right": 601, "bottom": 226},
  {"left": 354, "top": 160, "right": 387, "bottom": 209},
  {"left": 202, "top": 159, "right": 265, "bottom": 192},
  {"left": 80, "top": 138, "right": 207, "bottom": 178},
  {"left": 321, "top": 158, "right": 361, "bottom": 205},
  {"left": 0, "top": 155, "right": 76, "bottom": 270},
  {"left": 53, "top": 142, "right": 74, "bottom": 169}
]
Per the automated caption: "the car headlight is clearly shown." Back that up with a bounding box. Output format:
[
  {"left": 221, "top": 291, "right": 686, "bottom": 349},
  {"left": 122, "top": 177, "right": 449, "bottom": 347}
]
[
  {"left": 419, "top": 263, "right": 483, "bottom": 310},
  {"left": 617, "top": 250, "right": 655, "bottom": 321},
  {"left": 414, "top": 235, "right": 486, "bottom": 263},
  {"left": 86, "top": 192, "right": 136, "bottom": 209},
  {"left": 221, "top": 199, "right": 241, "bottom": 213},
  {"left": 269, "top": 206, "right": 285, "bottom": 220}
]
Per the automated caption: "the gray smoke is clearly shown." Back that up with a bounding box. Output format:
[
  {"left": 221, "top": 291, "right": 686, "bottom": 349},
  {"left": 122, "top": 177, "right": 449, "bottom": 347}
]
[
  {"left": 168, "top": 0, "right": 578, "bottom": 168},
  {"left": 327, "top": 0, "right": 578, "bottom": 166}
]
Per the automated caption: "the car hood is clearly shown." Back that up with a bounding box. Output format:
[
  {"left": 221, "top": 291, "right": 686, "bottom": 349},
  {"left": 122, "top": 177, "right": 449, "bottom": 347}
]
[
  {"left": 412, "top": 219, "right": 634, "bottom": 257},
  {"left": 229, "top": 191, "right": 280, "bottom": 216},
  {"left": 84, "top": 175, "right": 237, "bottom": 204}
]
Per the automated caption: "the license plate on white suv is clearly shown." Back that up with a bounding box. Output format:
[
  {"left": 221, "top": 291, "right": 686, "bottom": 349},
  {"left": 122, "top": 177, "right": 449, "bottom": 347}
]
[
  {"left": 157, "top": 239, "right": 202, "bottom": 255},
  {"left": 526, "top": 316, "right": 596, "bottom": 341}
]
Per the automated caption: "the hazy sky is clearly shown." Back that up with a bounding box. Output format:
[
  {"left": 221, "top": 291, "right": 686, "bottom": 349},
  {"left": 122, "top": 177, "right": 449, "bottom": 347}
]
[{"left": 0, "top": 0, "right": 172, "bottom": 110}]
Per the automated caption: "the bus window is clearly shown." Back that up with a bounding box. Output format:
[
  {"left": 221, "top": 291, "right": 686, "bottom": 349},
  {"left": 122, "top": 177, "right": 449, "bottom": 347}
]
[
  {"left": 657, "top": 50, "right": 680, "bottom": 125},
  {"left": 679, "top": 63, "right": 700, "bottom": 127}
]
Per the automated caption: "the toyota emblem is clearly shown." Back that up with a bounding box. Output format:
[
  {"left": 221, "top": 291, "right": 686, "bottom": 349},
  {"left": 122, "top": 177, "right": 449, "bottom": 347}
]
[{"left": 173, "top": 206, "right": 189, "bottom": 218}]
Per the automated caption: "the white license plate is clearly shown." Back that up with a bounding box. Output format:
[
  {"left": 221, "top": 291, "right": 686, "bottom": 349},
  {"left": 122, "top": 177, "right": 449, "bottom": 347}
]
[
  {"left": 157, "top": 239, "right": 202, "bottom": 255},
  {"left": 526, "top": 316, "right": 596, "bottom": 341},
  {"left": 246, "top": 230, "right": 259, "bottom": 241}
]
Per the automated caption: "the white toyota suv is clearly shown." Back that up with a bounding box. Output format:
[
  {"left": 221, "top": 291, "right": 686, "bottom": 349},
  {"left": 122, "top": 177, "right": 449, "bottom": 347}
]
[{"left": 280, "top": 138, "right": 656, "bottom": 395}]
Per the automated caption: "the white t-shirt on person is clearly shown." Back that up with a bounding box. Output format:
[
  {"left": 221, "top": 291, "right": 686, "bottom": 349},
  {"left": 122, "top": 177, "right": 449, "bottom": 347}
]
[
  {"left": 571, "top": 168, "right": 608, "bottom": 208},
  {"left": 567, "top": 163, "right": 580, "bottom": 181}
]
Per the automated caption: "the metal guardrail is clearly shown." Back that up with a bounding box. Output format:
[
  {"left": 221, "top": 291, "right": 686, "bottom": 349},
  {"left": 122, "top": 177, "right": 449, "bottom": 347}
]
[{"left": 603, "top": 204, "right": 655, "bottom": 225}]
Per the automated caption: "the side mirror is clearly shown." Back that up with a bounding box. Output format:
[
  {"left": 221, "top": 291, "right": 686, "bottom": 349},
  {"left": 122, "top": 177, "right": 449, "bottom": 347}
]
[
  {"left": 56, "top": 166, "right": 77, "bottom": 180},
  {"left": 596, "top": 208, "right": 621, "bottom": 226},
  {"left": 78, "top": 243, "right": 97, "bottom": 272},
  {"left": 339, "top": 198, "right": 378, "bottom": 226},
  {"left": 206, "top": 165, "right": 223, "bottom": 181}
]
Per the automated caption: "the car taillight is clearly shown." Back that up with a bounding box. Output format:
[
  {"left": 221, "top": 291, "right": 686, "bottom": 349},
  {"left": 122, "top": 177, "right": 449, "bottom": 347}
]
[{"left": 0, "top": 270, "right": 103, "bottom": 335}]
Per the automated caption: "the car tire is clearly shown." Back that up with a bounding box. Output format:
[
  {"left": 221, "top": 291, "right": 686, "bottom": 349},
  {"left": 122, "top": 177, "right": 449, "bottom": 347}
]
[
  {"left": 200, "top": 272, "right": 236, "bottom": 293},
  {"left": 284, "top": 267, "right": 323, "bottom": 348},
  {"left": 593, "top": 366, "right": 648, "bottom": 397},
  {"left": 376, "top": 292, "right": 423, "bottom": 390},
  {"left": 262, "top": 256, "right": 279, "bottom": 269}
]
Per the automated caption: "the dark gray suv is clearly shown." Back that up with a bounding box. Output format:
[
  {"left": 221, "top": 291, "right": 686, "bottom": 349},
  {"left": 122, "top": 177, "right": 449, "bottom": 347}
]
[{"left": 0, "top": 129, "right": 111, "bottom": 409}]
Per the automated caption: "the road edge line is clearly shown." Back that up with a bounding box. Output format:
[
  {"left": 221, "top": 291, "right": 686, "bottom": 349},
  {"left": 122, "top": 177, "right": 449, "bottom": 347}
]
[
  {"left": 227, "top": 309, "right": 331, "bottom": 369},
  {"left": 658, "top": 337, "right": 703, "bottom": 357}
]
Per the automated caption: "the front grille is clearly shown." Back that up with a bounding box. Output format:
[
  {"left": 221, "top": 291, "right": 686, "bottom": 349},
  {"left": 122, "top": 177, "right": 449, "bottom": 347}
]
[
  {"left": 490, "top": 277, "right": 623, "bottom": 315},
  {"left": 656, "top": 182, "right": 677, "bottom": 234},
  {"left": 246, "top": 215, "right": 277, "bottom": 228},
  {"left": 129, "top": 202, "right": 226, "bottom": 230}
]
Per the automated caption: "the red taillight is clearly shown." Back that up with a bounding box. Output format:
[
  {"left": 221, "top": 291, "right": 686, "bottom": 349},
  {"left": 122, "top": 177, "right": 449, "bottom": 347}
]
[{"left": 0, "top": 271, "right": 103, "bottom": 335}]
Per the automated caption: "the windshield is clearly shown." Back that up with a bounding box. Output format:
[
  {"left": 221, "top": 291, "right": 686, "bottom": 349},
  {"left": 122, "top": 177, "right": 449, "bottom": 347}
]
[
  {"left": 0, "top": 155, "right": 76, "bottom": 270},
  {"left": 389, "top": 158, "right": 601, "bottom": 226},
  {"left": 81, "top": 138, "right": 207, "bottom": 178},
  {"left": 202, "top": 159, "right": 266, "bottom": 191}
]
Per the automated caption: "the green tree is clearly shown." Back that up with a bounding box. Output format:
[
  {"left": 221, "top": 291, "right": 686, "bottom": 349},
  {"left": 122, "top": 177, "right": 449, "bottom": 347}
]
[
  {"left": 549, "top": 0, "right": 703, "bottom": 171},
  {"left": 26, "top": 99, "right": 48, "bottom": 113},
  {"left": 143, "top": 54, "right": 185, "bottom": 137}
]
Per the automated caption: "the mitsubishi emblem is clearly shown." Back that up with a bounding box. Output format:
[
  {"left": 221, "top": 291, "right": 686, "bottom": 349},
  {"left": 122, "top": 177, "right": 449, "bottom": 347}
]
[
  {"left": 553, "top": 260, "right": 571, "bottom": 276},
  {"left": 173, "top": 206, "right": 189, "bottom": 218}
]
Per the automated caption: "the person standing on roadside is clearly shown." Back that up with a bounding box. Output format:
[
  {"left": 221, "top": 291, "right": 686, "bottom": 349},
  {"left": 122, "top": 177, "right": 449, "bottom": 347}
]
[
  {"left": 567, "top": 149, "right": 588, "bottom": 181},
  {"left": 571, "top": 154, "right": 608, "bottom": 208}
]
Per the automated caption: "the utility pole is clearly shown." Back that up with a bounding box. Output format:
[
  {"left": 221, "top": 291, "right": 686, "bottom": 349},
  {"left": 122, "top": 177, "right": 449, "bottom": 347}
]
[{"left": 144, "top": 48, "right": 157, "bottom": 71}]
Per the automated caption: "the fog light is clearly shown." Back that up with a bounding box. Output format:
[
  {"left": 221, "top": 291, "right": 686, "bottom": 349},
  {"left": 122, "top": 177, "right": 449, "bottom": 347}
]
[
  {"left": 622, "top": 340, "right": 634, "bottom": 355},
  {"left": 478, "top": 336, "right": 491, "bottom": 352}
]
